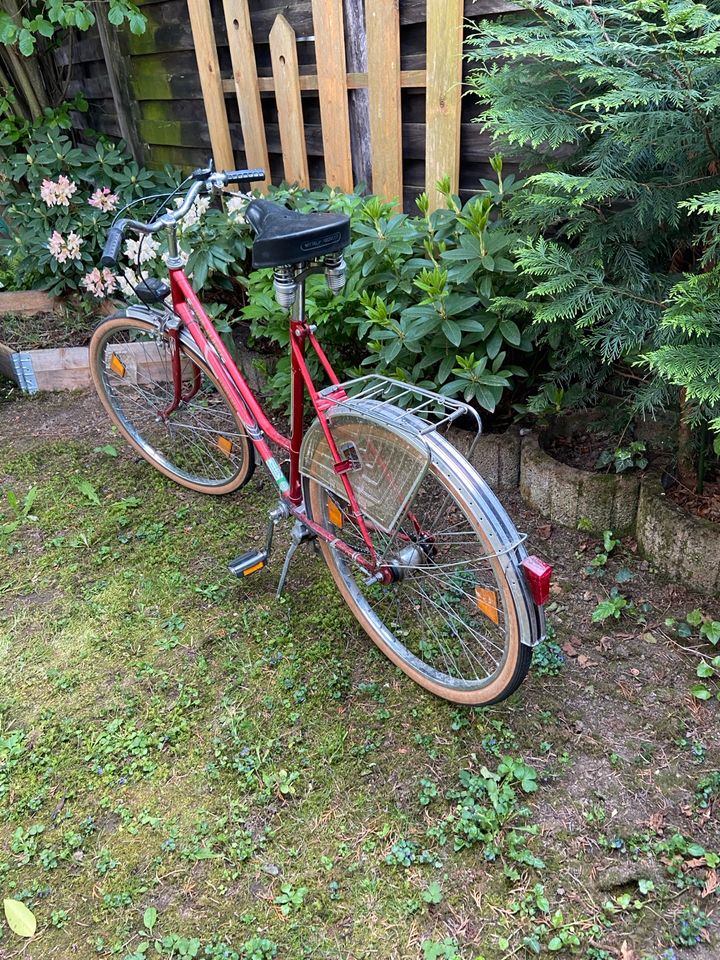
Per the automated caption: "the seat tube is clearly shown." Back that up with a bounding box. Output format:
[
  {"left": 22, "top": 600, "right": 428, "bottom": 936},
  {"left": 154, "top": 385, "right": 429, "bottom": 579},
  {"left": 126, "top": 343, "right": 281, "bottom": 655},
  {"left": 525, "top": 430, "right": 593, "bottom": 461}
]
[{"left": 288, "top": 276, "right": 306, "bottom": 505}]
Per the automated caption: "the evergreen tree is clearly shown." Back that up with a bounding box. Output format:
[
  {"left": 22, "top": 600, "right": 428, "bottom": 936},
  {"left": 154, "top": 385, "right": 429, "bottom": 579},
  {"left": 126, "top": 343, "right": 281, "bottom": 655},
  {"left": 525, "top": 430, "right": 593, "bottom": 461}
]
[{"left": 465, "top": 0, "right": 720, "bottom": 460}]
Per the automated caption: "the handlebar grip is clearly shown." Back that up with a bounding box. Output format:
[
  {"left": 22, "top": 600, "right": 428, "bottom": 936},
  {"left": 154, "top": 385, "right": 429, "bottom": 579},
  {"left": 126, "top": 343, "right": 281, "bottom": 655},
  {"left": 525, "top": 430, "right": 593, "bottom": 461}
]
[
  {"left": 224, "top": 168, "right": 265, "bottom": 185},
  {"left": 100, "top": 221, "right": 127, "bottom": 267}
]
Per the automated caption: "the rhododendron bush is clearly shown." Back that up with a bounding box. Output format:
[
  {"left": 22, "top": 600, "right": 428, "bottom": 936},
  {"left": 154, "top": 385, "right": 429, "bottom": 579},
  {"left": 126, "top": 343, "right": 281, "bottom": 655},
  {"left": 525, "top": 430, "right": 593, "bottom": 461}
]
[{"left": 0, "top": 129, "right": 176, "bottom": 296}]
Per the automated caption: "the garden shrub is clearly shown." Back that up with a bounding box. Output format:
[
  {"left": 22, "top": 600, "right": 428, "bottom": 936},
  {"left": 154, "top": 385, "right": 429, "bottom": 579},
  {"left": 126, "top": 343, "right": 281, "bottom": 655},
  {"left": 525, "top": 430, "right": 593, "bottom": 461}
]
[
  {"left": 0, "top": 127, "right": 176, "bottom": 295},
  {"left": 465, "top": 0, "right": 720, "bottom": 442},
  {"left": 242, "top": 173, "right": 533, "bottom": 412}
]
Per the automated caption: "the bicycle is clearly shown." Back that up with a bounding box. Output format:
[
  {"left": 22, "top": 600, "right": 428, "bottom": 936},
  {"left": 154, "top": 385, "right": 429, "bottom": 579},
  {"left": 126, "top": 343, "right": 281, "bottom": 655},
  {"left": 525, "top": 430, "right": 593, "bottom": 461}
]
[{"left": 90, "top": 163, "right": 552, "bottom": 705}]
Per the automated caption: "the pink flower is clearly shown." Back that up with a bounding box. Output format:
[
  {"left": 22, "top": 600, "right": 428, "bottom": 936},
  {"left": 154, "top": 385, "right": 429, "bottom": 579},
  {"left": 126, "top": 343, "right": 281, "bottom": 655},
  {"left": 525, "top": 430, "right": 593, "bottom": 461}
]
[
  {"left": 88, "top": 187, "right": 119, "bottom": 212},
  {"left": 81, "top": 267, "right": 117, "bottom": 299},
  {"left": 40, "top": 179, "right": 56, "bottom": 205},
  {"left": 40, "top": 175, "right": 78, "bottom": 207},
  {"left": 47, "top": 230, "right": 83, "bottom": 264},
  {"left": 48, "top": 230, "right": 65, "bottom": 259}
]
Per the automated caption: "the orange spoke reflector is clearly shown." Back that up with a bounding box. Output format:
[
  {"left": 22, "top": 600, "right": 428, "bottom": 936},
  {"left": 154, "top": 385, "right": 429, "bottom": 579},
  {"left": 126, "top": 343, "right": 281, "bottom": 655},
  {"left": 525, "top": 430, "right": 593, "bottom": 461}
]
[
  {"left": 243, "top": 561, "right": 265, "bottom": 576},
  {"left": 217, "top": 436, "right": 234, "bottom": 457},
  {"left": 327, "top": 499, "right": 343, "bottom": 528},
  {"left": 475, "top": 586, "right": 499, "bottom": 624},
  {"left": 109, "top": 353, "right": 126, "bottom": 378}
]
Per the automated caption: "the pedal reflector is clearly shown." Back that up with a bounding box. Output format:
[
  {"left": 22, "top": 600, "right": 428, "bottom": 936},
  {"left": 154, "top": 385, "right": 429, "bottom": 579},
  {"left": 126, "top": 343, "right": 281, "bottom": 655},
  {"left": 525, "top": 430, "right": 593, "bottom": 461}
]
[
  {"left": 228, "top": 549, "right": 268, "bottom": 578},
  {"left": 217, "top": 436, "right": 234, "bottom": 457},
  {"left": 475, "top": 586, "right": 499, "bottom": 624},
  {"left": 327, "top": 499, "right": 343, "bottom": 528},
  {"left": 109, "top": 353, "right": 126, "bottom": 377}
]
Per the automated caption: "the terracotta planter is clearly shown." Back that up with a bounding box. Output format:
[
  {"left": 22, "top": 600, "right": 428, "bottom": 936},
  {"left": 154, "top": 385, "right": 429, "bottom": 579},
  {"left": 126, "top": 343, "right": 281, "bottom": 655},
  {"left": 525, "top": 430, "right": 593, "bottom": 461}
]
[
  {"left": 520, "top": 432, "right": 640, "bottom": 534},
  {"left": 636, "top": 476, "right": 720, "bottom": 596}
]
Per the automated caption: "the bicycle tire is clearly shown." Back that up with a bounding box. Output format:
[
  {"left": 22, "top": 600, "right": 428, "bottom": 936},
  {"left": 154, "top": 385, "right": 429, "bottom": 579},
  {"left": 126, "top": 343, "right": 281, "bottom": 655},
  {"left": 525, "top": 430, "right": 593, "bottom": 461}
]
[
  {"left": 304, "top": 419, "right": 535, "bottom": 704},
  {"left": 90, "top": 313, "right": 254, "bottom": 495}
]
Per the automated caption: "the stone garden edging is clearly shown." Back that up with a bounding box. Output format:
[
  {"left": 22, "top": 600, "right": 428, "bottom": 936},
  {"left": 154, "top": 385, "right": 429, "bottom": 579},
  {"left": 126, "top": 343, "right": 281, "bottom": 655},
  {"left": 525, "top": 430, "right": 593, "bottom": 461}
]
[
  {"left": 636, "top": 475, "right": 720, "bottom": 597},
  {"left": 519, "top": 431, "right": 641, "bottom": 534}
]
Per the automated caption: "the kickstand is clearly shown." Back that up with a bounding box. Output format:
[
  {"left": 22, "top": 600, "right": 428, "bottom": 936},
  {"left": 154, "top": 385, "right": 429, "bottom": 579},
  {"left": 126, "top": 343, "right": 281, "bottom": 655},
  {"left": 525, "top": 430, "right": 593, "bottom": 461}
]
[{"left": 277, "top": 520, "right": 315, "bottom": 598}]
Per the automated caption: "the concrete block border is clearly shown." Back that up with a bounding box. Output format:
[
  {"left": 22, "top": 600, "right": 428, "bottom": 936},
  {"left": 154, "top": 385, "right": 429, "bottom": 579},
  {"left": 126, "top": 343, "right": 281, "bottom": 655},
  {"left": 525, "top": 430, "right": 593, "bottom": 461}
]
[
  {"left": 519, "top": 432, "right": 640, "bottom": 534},
  {"left": 636, "top": 476, "right": 720, "bottom": 596}
]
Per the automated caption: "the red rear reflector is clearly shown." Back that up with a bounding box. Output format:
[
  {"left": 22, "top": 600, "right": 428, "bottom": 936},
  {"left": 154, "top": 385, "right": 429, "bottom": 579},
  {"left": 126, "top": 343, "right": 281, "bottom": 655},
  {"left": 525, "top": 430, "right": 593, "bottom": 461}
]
[{"left": 520, "top": 555, "right": 553, "bottom": 606}]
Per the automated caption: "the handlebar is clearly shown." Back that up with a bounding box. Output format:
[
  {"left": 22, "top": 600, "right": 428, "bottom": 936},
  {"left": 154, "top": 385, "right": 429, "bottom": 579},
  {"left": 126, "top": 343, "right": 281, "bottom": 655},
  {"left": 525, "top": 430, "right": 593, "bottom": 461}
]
[{"left": 100, "top": 166, "right": 265, "bottom": 268}]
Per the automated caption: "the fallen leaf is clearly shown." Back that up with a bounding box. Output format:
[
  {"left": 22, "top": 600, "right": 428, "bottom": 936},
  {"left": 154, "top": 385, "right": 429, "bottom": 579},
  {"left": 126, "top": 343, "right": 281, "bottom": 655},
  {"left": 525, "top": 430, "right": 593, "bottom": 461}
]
[
  {"left": 684, "top": 857, "right": 707, "bottom": 870},
  {"left": 648, "top": 812, "right": 665, "bottom": 833},
  {"left": 620, "top": 940, "right": 636, "bottom": 960},
  {"left": 641, "top": 632, "right": 657, "bottom": 644},
  {"left": 577, "top": 655, "right": 597, "bottom": 668},
  {"left": 537, "top": 524, "right": 552, "bottom": 540},
  {"left": 562, "top": 642, "right": 579, "bottom": 657},
  {"left": 702, "top": 870, "right": 718, "bottom": 898},
  {"left": 3, "top": 899, "right": 36, "bottom": 938}
]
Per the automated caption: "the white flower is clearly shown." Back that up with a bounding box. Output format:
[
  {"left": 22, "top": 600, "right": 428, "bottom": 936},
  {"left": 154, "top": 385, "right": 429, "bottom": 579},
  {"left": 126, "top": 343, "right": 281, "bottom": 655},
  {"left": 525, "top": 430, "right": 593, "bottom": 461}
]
[
  {"left": 175, "top": 194, "right": 211, "bottom": 228},
  {"left": 124, "top": 234, "right": 160, "bottom": 264},
  {"left": 226, "top": 193, "right": 250, "bottom": 222}
]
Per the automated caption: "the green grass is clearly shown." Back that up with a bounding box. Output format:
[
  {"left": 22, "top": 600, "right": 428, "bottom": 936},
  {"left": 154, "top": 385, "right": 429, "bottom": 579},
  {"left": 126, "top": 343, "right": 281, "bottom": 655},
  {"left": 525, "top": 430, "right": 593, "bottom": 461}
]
[{"left": 0, "top": 438, "right": 718, "bottom": 959}]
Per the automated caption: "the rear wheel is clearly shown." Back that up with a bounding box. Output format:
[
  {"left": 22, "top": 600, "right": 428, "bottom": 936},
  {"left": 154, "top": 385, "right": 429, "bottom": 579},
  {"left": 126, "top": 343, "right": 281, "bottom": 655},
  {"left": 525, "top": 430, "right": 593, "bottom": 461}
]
[
  {"left": 305, "top": 421, "right": 533, "bottom": 704},
  {"left": 89, "top": 314, "right": 254, "bottom": 494}
]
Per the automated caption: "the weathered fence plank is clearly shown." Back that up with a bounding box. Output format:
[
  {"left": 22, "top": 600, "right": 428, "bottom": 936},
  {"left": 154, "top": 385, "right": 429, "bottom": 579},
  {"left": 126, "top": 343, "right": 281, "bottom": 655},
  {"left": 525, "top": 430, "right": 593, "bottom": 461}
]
[
  {"left": 311, "top": 0, "right": 353, "bottom": 191},
  {"left": 269, "top": 15, "right": 310, "bottom": 187},
  {"left": 186, "top": 0, "right": 236, "bottom": 174},
  {"left": 223, "top": 0, "right": 271, "bottom": 188},
  {"left": 425, "top": 0, "right": 464, "bottom": 210},
  {"left": 367, "top": 0, "right": 403, "bottom": 208}
]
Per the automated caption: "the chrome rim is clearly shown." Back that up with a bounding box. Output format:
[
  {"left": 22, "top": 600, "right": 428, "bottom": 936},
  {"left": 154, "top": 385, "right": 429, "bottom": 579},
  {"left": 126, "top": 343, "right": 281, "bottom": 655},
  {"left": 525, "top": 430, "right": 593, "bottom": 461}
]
[
  {"left": 310, "top": 443, "right": 519, "bottom": 692},
  {"left": 95, "top": 323, "right": 247, "bottom": 487}
]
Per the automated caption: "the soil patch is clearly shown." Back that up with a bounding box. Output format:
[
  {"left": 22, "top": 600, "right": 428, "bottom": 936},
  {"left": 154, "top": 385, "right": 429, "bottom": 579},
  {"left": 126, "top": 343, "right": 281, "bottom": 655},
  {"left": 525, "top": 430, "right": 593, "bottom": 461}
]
[
  {"left": 0, "top": 308, "right": 99, "bottom": 351},
  {"left": 667, "top": 477, "right": 720, "bottom": 524}
]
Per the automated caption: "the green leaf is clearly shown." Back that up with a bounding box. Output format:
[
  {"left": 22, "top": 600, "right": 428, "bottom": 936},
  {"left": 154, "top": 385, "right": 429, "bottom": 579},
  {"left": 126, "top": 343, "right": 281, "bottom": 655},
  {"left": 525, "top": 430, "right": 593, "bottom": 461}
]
[
  {"left": 691, "top": 683, "right": 712, "bottom": 700},
  {"left": 143, "top": 906, "right": 157, "bottom": 932},
  {"left": 638, "top": 878, "right": 655, "bottom": 894},
  {"left": 75, "top": 479, "right": 101, "bottom": 506},
  {"left": 94, "top": 444, "right": 119, "bottom": 458},
  {"left": 3, "top": 898, "right": 37, "bottom": 938},
  {"left": 18, "top": 28, "right": 35, "bottom": 56},
  {"left": 441, "top": 319, "right": 462, "bottom": 347},
  {"left": 687, "top": 608, "right": 703, "bottom": 626},
  {"left": 700, "top": 621, "right": 720, "bottom": 645},
  {"left": 547, "top": 937, "right": 563, "bottom": 951},
  {"left": 696, "top": 661, "right": 714, "bottom": 678}
]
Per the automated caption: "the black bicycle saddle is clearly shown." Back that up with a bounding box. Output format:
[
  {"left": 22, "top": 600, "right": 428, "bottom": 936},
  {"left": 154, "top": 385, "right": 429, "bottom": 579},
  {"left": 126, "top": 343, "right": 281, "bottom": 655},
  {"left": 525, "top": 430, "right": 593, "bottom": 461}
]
[{"left": 245, "top": 199, "right": 350, "bottom": 269}]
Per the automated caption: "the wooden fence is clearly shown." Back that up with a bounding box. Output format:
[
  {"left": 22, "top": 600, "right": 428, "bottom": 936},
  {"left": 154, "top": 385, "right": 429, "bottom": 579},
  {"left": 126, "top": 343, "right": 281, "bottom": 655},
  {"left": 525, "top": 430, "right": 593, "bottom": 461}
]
[
  {"left": 64, "top": 1, "right": 513, "bottom": 212},
  {"left": 188, "top": 0, "right": 462, "bottom": 210}
]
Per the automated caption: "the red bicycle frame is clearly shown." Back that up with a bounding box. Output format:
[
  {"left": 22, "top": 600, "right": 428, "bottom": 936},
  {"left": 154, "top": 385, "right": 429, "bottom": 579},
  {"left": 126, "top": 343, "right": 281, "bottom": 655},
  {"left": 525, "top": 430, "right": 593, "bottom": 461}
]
[{"left": 167, "top": 263, "right": 381, "bottom": 572}]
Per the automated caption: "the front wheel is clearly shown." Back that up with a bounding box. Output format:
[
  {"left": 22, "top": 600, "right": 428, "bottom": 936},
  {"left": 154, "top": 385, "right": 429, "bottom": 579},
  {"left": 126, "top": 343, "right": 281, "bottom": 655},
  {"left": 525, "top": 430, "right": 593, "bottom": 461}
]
[
  {"left": 305, "top": 422, "right": 536, "bottom": 705},
  {"left": 89, "top": 314, "right": 254, "bottom": 494}
]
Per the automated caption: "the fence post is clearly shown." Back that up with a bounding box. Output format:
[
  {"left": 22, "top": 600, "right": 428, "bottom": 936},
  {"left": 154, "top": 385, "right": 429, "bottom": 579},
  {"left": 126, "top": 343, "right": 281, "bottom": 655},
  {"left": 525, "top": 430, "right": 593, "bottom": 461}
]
[
  {"left": 311, "top": 0, "right": 354, "bottom": 191},
  {"left": 269, "top": 15, "right": 310, "bottom": 188},
  {"left": 223, "top": 0, "right": 271, "bottom": 189},
  {"left": 425, "top": 0, "right": 464, "bottom": 211},
  {"left": 187, "top": 0, "right": 235, "bottom": 175},
  {"left": 367, "top": 0, "right": 403, "bottom": 209}
]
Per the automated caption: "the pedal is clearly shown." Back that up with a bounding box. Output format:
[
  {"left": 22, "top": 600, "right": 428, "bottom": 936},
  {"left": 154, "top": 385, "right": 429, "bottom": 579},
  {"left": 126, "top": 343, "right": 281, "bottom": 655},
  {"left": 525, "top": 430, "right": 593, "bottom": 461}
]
[{"left": 228, "top": 549, "right": 268, "bottom": 578}]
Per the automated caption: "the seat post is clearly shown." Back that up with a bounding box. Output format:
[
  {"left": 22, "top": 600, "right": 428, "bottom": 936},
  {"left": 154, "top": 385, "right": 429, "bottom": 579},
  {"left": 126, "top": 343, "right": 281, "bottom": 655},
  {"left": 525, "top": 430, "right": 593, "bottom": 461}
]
[{"left": 288, "top": 273, "right": 307, "bottom": 506}]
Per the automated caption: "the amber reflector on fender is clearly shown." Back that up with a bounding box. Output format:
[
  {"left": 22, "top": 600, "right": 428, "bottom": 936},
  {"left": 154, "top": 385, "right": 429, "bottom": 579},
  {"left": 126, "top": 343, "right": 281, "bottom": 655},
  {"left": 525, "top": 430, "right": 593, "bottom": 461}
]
[
  {"left": 109, "top": 353, "right": 126, "bottom": 377},
  {"left": 217, "top": 436, "right": 234, "bottom": 457},
  {"left": 327, "top": 499, "right": 343, "bottom": 528},
  {"left": 475, "top": 586, "right": 500, "bottom": 624}
]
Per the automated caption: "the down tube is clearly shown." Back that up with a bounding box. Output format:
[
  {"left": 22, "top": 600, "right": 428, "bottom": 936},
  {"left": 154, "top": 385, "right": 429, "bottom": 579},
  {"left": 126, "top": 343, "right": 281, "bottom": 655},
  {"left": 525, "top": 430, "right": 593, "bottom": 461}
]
[{"left": 172, "top": 301, "right": 292, "bottom": 497}]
